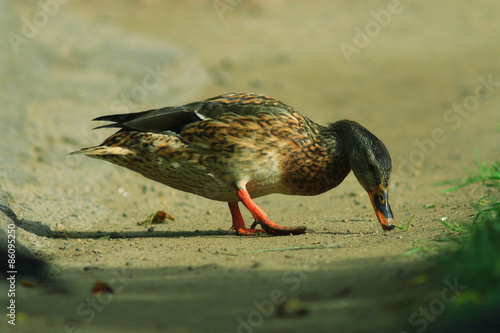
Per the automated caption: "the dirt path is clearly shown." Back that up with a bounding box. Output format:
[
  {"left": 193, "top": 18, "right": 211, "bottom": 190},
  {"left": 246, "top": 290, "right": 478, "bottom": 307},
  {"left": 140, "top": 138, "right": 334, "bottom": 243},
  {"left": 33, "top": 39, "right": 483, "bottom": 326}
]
[{"left": 1, "top": 1, "right": 499, "bottom": 332}]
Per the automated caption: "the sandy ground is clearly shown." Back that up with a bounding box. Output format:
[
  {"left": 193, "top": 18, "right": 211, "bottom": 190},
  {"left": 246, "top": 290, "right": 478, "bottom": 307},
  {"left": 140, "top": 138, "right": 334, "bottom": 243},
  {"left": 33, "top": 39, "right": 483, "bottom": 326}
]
[{"left": 1, "top": 0, "right": 499, "bottom": 332}]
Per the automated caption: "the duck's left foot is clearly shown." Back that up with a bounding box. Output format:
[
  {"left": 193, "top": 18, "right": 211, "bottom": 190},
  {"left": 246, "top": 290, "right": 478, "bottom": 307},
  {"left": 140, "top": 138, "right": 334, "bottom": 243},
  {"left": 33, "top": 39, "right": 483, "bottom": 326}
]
[
  {"left": 250, "top": 220, "right": 307, "bottom": 235},
  {"left": 233, "top": 188, "right": 306, "bottom": 236}
]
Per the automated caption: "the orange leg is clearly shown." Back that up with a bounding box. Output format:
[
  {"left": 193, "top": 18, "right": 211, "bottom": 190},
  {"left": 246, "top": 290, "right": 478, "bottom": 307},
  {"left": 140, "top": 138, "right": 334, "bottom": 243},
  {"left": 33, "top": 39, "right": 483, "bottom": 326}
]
[
  {"left": 235, "top": 188, "right": 307, "bottom": 236},
  {"left": 228, "top": 202, "right": 265, "bottom": 235}
]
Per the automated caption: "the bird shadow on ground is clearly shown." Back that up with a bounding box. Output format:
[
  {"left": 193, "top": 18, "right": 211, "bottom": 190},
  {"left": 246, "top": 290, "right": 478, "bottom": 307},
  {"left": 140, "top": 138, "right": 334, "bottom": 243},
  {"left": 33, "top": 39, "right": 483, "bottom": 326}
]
[
  {"left": 1, "top": 204, "right": 366, "bottom": 240},
  {"left": 0, "top": 204, "right": 234, "bottom": 239}
]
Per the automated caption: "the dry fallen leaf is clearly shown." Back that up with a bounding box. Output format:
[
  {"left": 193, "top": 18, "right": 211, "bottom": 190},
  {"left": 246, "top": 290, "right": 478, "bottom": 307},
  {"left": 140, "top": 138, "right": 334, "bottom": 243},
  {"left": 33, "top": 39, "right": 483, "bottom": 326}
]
[
  {"left": 21, "top": 280, "right": 37, "bottom": 287},
  {"left": 137, "top": 196, "right": 175, "bottom": 226},
  {"left": 92, "top": 281, "right": 114, "bottom": 295}
]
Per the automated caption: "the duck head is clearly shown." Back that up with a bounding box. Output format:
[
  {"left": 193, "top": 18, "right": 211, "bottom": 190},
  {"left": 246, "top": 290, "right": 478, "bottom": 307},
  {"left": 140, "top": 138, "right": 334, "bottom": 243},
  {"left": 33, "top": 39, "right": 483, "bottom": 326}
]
[{"left": 333, "top": 120, "right": 396, "bottom": 230}]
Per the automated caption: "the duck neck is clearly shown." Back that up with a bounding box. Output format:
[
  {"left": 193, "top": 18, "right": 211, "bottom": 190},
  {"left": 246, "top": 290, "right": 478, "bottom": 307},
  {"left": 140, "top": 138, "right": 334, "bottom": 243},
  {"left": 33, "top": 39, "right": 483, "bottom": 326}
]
[
  {"left": 280, "top": 121, "right": 352, "bottom": 196},
  {"left": 325, "top": 120, "right": 365, "bottom": 166}
]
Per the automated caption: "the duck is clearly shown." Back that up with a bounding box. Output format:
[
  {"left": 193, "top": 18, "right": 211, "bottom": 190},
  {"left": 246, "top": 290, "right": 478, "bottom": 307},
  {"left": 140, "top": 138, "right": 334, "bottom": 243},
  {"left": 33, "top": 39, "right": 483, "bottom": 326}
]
[{"left": 71, "top": 93, "right": 396, "bottom": 235}]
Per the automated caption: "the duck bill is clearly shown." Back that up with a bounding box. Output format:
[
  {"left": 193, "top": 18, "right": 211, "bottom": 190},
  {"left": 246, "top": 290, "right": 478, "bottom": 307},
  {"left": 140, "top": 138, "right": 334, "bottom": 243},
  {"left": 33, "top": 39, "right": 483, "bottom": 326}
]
[{"left": 367, "top": 185, "right": 395, "bottom": 230}]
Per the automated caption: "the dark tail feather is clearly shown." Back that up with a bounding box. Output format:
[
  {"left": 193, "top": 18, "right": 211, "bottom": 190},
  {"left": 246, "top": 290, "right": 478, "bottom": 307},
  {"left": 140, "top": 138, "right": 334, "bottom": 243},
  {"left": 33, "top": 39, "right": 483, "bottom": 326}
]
[
  {"left": 92, "top": 123, "right": 125, "bottom": 130},
  {"left": 92, "top": 105, "right": 202, "bottom": 134},
  {"left": 92, "top": 109, "right": 157, "bottom": 131},
  {"left": 93, "top": 109, "right": 154, "bottom": 124}
]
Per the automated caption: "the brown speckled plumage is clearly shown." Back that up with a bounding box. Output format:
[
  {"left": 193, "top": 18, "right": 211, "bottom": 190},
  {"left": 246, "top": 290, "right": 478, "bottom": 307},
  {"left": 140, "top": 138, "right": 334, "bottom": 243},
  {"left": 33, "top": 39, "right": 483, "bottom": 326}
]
[{"left": 72, "top": 93, "right": 396, "bottom": 235}]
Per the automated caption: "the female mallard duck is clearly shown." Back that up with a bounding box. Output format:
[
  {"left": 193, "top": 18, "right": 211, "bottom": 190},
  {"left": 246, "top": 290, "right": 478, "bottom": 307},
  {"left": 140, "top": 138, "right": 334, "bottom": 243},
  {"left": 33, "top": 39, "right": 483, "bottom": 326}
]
[{"left": 72, "top": 93, "right": 395, "bottom": 235}]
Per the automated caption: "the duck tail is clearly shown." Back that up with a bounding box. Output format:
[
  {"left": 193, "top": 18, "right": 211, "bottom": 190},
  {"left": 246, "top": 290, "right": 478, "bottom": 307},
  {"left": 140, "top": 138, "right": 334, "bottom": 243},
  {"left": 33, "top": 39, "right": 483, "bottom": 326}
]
[{"left": 69, "top": 146, "right": 132, "bottom": 157}]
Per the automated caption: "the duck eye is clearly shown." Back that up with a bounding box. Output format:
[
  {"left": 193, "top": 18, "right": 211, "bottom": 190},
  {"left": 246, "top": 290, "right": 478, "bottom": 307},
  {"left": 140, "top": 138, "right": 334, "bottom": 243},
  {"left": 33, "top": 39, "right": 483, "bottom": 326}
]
[{"left": 368, "top": 163, "right": 376, "bottom": 172}]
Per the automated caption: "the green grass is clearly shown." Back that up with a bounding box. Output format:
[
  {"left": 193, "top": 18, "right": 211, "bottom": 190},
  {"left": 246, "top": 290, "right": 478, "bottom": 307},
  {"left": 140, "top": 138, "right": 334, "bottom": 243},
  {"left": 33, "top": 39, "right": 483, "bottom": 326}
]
[
  {"left": 439, "top": 219, "right": 466, "bottom": 233},
  {"left": 425, "top": 155, "right": 500, "bottom": 332},
  {"left": 441, "top": 152, "right": 500, "bottom": 193},
  {"left": 395, "top": 213, "right": 415, "bottom": 231}
]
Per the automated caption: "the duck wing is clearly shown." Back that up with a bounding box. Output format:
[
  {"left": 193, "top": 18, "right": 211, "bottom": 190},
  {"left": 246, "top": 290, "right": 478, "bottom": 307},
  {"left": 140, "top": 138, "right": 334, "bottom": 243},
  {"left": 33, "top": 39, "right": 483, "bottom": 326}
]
[{"left": 93, "top": 93, "right": 293, "bottom": 134}]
